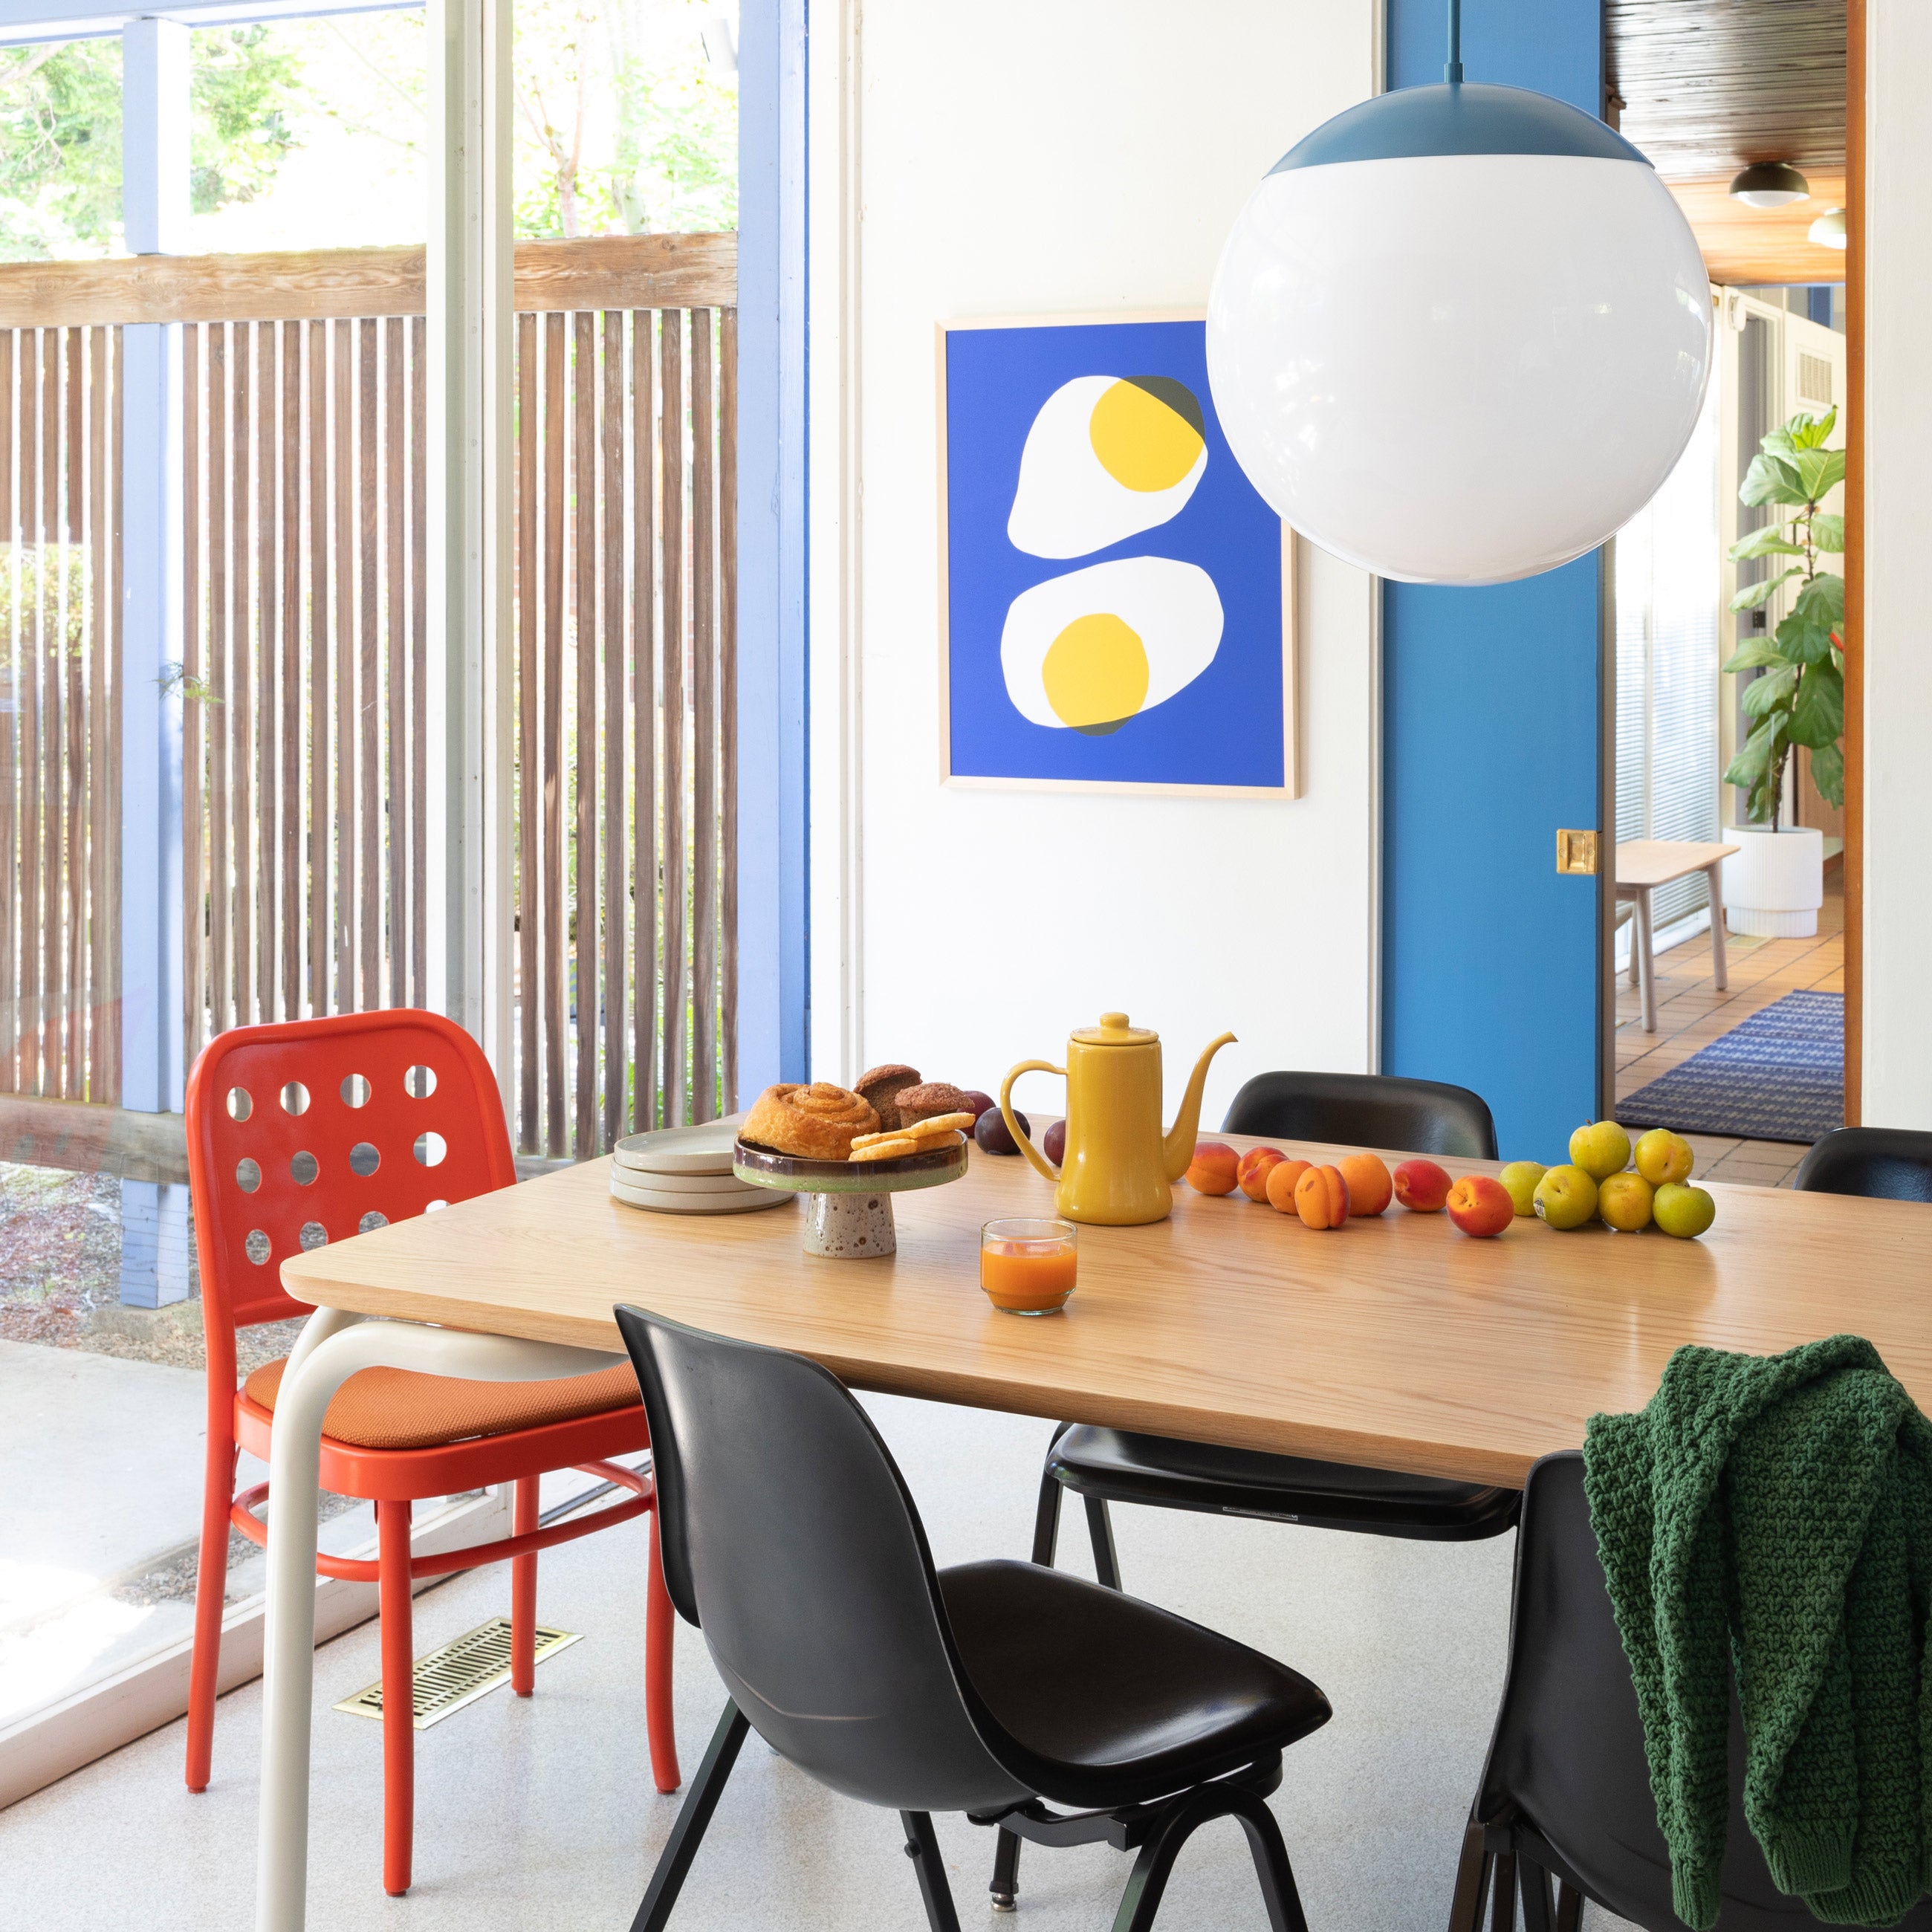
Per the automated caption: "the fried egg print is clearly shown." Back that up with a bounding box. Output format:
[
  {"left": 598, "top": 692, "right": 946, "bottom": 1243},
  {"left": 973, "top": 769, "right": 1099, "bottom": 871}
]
[
  {"left": 1000, "top": 558, "right": 1224, "bottom": 736},
  {"left": 1006, "top": 375, "right": 1208, "bottom": 560}
]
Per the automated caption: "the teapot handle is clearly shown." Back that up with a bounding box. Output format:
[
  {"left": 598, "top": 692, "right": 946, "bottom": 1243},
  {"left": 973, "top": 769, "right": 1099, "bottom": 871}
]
[{"left": 999, "top": 1062, "right": 1063, "bottom": 1184}]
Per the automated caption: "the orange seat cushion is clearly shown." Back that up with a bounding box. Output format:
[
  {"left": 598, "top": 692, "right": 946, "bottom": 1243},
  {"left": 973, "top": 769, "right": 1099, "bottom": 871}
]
[{"left": 243, "top": 1356, "right": 641, "bottom": 1452}]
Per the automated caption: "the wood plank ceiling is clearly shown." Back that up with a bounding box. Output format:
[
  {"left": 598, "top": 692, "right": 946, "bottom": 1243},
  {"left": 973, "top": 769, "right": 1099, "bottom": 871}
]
[{"left": 1607, "top": 0, "right": 1848, "bottom": 285}]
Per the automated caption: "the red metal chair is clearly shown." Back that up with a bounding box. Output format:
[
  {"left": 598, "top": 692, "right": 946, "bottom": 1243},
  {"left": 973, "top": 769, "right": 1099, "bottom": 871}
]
[{"left": 183, "top": 1010, "right": 679, "bottom": 1896}]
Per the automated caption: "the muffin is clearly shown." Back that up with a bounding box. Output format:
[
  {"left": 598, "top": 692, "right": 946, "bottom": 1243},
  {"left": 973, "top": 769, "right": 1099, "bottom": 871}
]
[
  {"left": 854, "top": 1063, "right": 921, "bottom": 1134},
  {"left": 895, "top": 1081, "right": 976, "bottom": 1129}
]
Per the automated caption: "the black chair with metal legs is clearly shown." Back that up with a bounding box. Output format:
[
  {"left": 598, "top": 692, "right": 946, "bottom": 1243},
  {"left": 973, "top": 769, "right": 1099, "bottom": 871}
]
[
  {"left": 1450, "top": 1450, "right": 1932, "bottom": 1932},
  {"left": 614, "top": 1304, "right": 1332, "bottom": 1932},
  {"left": 1033, "top": 1071, "right": 1519, "bottom": 1592},
  {"left": 1793, "top": 1125, "right": 1932, "bottom": 1203}
]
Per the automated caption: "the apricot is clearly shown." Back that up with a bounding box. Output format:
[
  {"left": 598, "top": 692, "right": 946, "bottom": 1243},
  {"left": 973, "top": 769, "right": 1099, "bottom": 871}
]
[
  {"left": 1237, "top": 1146, "right": 1287, "bottom": 1202},
  {"left": 1393, "top": 1158, "right": 1453, "bottom": 1213},
  {"left": 1446, "top": 1174, "right": 1514, "bottom": 1237},
  {"left": 1186, "top": 1141, "right": 1240, "bottom": 1196},
  {"left": 1294, "top": 1164, "right": 1350, "bottom": 1230},
  {"left": 1338, "top": 1153, "right": 1393, "bottom": 1216},
  {"left": 1265, "top": 1158, "right": 1314, "bottom": 1213}
]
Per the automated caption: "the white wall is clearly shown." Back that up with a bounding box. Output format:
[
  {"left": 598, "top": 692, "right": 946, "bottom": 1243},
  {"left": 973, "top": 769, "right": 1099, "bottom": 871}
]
[
  {"left": 806, "top": 0, "right": 1381, "bottom": 1132},
  {"left": 1863, "top": 0, "right": 1932, "bottom": 1128}
]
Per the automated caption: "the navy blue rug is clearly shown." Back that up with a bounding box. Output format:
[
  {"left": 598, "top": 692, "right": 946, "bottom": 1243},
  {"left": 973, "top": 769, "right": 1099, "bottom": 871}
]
[{"left": 1619, "top": 991, "right": 1843, "bottom": 1145}]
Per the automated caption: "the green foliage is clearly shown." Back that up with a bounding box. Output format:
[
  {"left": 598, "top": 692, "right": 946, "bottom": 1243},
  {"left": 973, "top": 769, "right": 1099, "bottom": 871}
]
[
  {"left": 0, "top": 40, "right": 122, "bottom": 259},
  {"left": 513, "top": 0, "right": 735, "bottom": 241},
  {"left": 0, "top": 29, "right": 302, "bottom": 261},
  {"left": 1722, "top": 407, "right": 1847, "bottom": 826}
]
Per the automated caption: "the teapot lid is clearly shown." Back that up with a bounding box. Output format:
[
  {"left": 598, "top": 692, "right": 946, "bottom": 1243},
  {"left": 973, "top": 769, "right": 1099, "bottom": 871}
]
[{"left": 1072, "top": 1011, "right": 1157, "bottom": 1046}]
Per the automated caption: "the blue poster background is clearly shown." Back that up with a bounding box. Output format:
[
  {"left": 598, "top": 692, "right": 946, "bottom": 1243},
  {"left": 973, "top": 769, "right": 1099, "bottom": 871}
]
[{"left": 944, "top": 320, "right": 1286, "bottom": 788}]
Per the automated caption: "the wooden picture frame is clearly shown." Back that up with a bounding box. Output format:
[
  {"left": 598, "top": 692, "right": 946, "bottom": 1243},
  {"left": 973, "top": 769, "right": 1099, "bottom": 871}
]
[{"left": 936, "top": 311, "right": 1300, "bottom": 800}]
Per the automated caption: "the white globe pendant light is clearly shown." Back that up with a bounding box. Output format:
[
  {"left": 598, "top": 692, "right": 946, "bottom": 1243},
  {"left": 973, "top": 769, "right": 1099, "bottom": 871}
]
[{"left": 1206, "top": 6, "right": 1713, "bottom": 586}]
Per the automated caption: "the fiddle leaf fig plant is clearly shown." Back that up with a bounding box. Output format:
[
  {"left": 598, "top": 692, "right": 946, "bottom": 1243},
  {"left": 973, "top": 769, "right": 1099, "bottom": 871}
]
[{"left": 1723, "top": 406, "right": 1846, "bottom": 828}]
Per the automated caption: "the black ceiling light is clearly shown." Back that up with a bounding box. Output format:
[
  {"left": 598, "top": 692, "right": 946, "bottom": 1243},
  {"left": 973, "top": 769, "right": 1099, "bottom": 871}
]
[{"left": 1728, "top": 162, "right": 1811, "bottom": 208}]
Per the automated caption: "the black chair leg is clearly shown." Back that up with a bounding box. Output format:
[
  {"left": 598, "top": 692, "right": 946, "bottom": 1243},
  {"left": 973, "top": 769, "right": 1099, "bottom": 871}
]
[
  {"left": 990, "top": 1824, "right": 1022, "bottom": 1913},
  {"left": 1031, "top": 1466, "right": 1064, "bottom": 1566},
  {"left": 1086, "top": 1496, "right": 1122, "bottom": 1590},
  {"left": 1517, "top": 1857, "right": 1554, "bottom": 1932},
  {"left": 630, "top": 1702, "right": 751, "bottom": 1932},
  {"left": 1446, "top": 1815, "right": 1491, "bottom": 1932},
  {"left": 1110, "top": 1781, "right": 1306, "bottom": 1932},
  {"left": 901, "top": 1810, "right": 963, "bottom": 1932},
  {"left": 1489, "top": 1852, "right": 1517, "bottom": 1932},
  {"left": 1554, "top": 1881, "right": 1583, "bottom": 1932}
]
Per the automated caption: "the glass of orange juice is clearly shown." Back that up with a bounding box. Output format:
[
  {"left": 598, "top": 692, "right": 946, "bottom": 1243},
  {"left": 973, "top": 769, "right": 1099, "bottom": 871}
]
[{"left": 979, "top": 1217, "right": 1077, "bottom": 1316}]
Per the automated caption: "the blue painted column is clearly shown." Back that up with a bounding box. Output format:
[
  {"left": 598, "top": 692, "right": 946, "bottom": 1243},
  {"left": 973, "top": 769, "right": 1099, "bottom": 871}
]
[
  {"left": 120, "top": 17, "right": 191, "bottom": 1306},
  {"left": 1381, "top": 0, "right": 1608, "bottom": 1161},
  {"left": 733, "top": 0, "right": 810, "bottom": 1093}
]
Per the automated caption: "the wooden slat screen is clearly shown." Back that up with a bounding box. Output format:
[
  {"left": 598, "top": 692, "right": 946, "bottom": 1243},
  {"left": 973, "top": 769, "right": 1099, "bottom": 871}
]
[
  {"left": 3, "top": 236, "right": 734, "bottom": 1158},
  {"left": 181, "top": 316, "right": 429, "bottom": 1059},
  {"left": 0, "top": 323, "right": 120, "bottom": 1103},
  {"left": 510, "top": 301, "right": 738, "bottom": 1154}
]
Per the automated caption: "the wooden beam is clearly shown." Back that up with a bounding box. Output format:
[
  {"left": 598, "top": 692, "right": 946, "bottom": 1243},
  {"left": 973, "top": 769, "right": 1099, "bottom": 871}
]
[
  {"left": 0, "top": 1097, "right": 187, "bottom": 1184},
  {"left": 1668, "top": 172, "right": 1848, "bottom": 285},
  {"left": 0, "top": 234, "right": 737, "bottom": 329}
]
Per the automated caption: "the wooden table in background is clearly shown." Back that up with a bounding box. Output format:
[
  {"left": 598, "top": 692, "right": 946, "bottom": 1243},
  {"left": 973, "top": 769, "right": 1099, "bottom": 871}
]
[
  {"left": 258, "top": 1132, "right": 1932, "bottom": 1930},
  {"left": 1615, "top": 837, "right": 1741, "bottom": 1033}
]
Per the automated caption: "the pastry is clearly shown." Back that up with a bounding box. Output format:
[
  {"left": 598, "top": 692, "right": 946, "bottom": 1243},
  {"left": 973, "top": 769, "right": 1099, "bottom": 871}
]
[
  {"left": 849, "top": 1135, "right": 919, "bottom": 1162},
  {"left": 742, "top": 1082, "right": 880, "bottom": 1159},
  {"left": 849, "top": 1112, "right": 973, "bottom": 1153},
  {"left": 895, "top": 1081, "right": 976, "bottom": 1128},
  {"left": 855, "top": 1063, "right": 921, "bottom": 1132}
]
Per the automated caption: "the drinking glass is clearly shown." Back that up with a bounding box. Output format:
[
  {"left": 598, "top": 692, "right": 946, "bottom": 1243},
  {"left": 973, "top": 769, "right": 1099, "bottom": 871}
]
[{"left": 979, "top": 1217, "right": 1077, "bottom": 1316}]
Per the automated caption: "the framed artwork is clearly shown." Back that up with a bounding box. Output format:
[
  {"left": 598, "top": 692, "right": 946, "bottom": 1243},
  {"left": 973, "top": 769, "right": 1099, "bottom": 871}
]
[{"left": 938, "top": 311, "right": 1298, "bottom": 798}]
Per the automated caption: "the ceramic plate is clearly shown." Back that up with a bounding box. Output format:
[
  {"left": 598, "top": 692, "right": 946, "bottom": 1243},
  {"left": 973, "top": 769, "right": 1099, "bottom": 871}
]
[
  {"left": 608, "top": 1167, "right": 766, "bottom": 1197},
  {"left": 609, "top": 1176, "right": 794, "bottom": 1215},
  {"left": 612, "top": 1117, "right": 745, "bottom": 1176}
]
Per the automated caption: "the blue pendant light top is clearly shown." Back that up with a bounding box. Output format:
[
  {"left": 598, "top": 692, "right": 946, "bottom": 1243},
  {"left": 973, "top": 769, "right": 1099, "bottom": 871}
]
[{"left": 1268, "top": 82, "right": 1651, "bottom": 176}]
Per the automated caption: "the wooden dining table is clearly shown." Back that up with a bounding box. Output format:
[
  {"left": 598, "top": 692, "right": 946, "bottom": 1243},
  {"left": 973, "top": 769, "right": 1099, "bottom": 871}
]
[{"left": 256, "top": 1127, "right": 1932, "bottom": 1931}]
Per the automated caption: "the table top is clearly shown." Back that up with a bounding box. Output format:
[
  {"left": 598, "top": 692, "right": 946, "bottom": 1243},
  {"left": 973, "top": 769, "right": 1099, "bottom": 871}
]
[
  {"left": 1615, "top": 838, "right": 1741, "bottom": 889},
  {"left": 280, "top": 1132, "right": 1932, "bottom": 1491}
]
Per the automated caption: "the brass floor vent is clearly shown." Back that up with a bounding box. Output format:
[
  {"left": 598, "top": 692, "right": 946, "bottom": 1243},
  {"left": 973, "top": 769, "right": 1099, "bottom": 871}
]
[{"left": 334, "top": 1618, "right": 583, "bottom": 1731}]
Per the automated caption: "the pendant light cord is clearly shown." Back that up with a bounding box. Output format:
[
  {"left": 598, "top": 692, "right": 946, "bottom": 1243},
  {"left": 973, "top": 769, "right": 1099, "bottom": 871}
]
[{"left": 1445, "top": 0, "right": 1463, "bottom": 83}]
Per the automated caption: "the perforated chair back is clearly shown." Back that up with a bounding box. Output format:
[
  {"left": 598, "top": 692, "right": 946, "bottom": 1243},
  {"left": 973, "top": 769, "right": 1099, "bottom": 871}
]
[
  {"left": 1223, "top": 1069, "right": 1497, "bottom": 1160},
  {"left": 1477, "top": 1452, "right": 1932, "bottom": 1932},
  {"left": 185, "top": 1011, "right": 516, "bottom": 1335},
  {"left": 615, "top": 1305, "right": 1029, "bottom": 1816},
  {"left": 1793, "top": 1127, "right": 1932, "bottom": 1205}
]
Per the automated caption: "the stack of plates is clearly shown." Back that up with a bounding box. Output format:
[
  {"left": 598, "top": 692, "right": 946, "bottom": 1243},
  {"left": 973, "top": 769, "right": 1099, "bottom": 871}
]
[{"left": 609, "top": 1119, "right": 792, "bottom": 1215}]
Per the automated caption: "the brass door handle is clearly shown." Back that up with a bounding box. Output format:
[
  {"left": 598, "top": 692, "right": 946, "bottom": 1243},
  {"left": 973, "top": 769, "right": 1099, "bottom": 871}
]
[{"left": 1556, "top": 829, "right": 1599, "bottom": 875}]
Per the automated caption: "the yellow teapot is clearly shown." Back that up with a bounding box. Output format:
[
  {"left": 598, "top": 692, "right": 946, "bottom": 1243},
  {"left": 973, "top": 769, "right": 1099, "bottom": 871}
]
[{"left": 1001, "top": 1014, "right": 1236, "bottom": 1226}]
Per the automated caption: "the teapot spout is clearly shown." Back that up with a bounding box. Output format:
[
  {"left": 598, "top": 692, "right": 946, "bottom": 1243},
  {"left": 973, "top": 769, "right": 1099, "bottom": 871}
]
[{"left": 1163, "top": 1032, "right": 1237, "bottom": 1180}]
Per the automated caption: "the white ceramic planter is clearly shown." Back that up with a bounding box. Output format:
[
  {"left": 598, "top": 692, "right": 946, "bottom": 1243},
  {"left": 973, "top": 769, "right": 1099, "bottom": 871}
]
[{"left": 1722, "top": 826, "right": 1824, "bottom": 938}]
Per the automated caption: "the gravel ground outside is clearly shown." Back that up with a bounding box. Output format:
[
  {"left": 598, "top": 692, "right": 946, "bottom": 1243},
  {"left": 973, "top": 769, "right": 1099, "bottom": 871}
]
[{"left": 0, "top": 1158, "right": 303, "bottom": 1374}]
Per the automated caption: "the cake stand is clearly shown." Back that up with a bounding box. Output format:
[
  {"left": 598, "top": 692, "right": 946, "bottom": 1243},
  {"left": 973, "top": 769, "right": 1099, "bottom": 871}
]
[{"left": 733, "top": 1132, "right": 968, "bottom": 1258}]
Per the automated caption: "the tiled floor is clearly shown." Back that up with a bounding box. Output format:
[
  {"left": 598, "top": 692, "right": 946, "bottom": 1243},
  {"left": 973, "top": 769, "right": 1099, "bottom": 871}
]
[{"left": 1613, "top": 878, "right": 1844, "bottom": 1190}]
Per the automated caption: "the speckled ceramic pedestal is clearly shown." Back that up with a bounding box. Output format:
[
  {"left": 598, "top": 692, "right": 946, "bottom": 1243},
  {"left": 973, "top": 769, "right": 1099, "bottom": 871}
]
[
  {"left": 803, "top": 1191, "right": 897, "bottom": 1259},
  {"left": 732, "top": 1132, "right": 969, "bottom": 1261}
]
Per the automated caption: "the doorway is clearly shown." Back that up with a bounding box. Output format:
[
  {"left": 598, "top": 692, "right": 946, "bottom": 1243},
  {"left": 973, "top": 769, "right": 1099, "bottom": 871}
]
[{"left": 1610, "top": 284, "right": 1848, "bottom": 1181}]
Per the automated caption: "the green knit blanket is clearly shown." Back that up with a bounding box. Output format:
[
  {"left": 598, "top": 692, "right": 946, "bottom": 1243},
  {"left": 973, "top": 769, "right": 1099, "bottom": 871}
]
[{"left": 1584, "top": 1335, "right": 1932, "bottom": 1930}]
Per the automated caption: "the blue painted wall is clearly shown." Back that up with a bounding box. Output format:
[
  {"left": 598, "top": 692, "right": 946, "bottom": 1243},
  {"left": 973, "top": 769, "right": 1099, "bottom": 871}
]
[
  {"left": 1381, "top": 0, "right": 1607, "bottom": 1162},
  {"left": 735, "top": 0, "right": 810, "bottom": 1090}
]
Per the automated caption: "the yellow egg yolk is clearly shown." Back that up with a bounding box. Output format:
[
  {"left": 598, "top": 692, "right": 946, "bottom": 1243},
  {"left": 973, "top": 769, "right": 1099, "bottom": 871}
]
[
  {"left": 1040, "top": 612, "right": 1150, "bottom": 729},
  {"left": 1088, "top": 380, "right": 1205, "bottom": 493}
]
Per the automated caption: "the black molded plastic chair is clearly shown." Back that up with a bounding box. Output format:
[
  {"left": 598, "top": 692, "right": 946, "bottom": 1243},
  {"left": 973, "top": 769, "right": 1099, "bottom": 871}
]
[
  {"left": 1033, "top": 1071, "right": 1518, "bottom": 1592},
  {"left": 1794, "top": 1126, "right": 1932, "bottom": 1203},
  {"left": 1450, "top": 1450, "right": 1932, "bottom": 1932},
  {"left": 614, "top": 1305, "right": 1332, "bottom": 1932}
]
